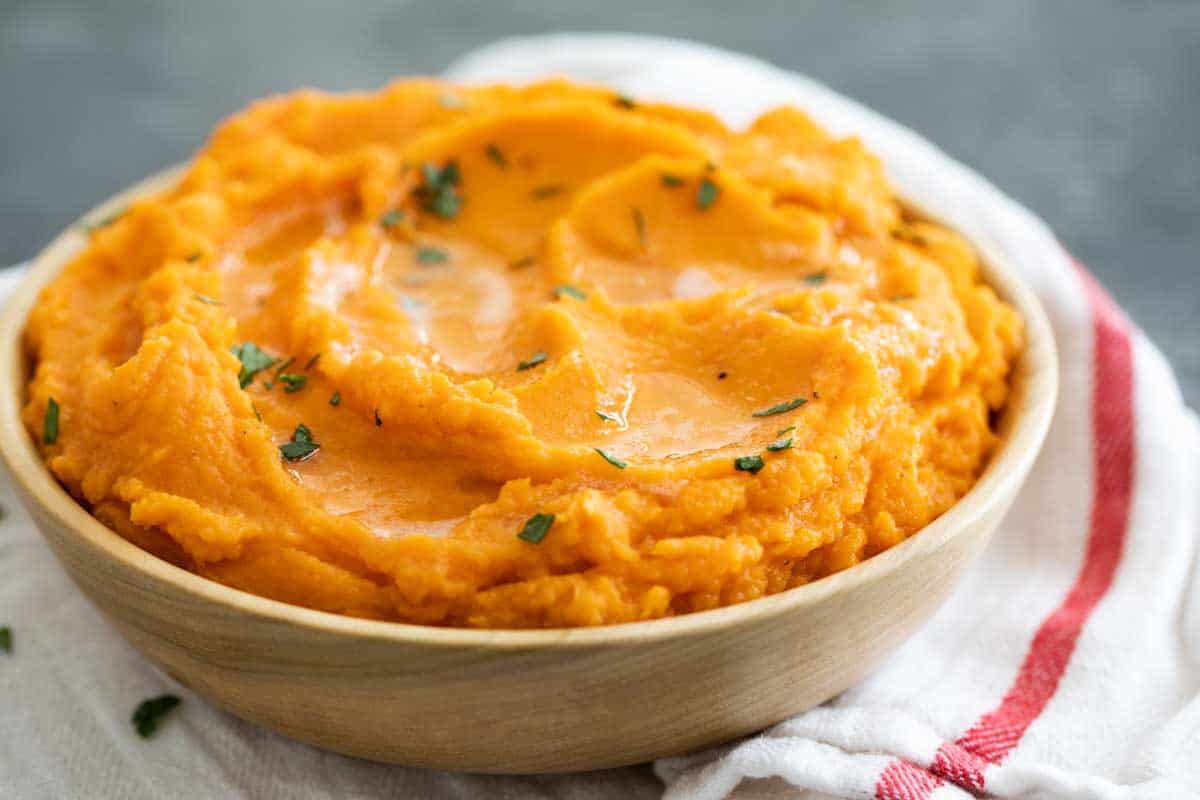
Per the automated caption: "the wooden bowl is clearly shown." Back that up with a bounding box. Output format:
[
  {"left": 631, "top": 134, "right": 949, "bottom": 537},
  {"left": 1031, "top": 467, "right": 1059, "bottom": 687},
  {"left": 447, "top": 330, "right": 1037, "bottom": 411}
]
[{"left": 0, "top": 167, "right": 1057, "bottom": 773}]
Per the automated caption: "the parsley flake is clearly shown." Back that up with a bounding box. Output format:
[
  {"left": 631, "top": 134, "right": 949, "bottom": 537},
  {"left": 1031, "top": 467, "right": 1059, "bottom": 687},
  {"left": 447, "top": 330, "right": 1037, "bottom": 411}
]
[
  {"left": 804, "top": 271, "right": 828, "bottom": 286},
  {"left": 594, "top": 448, "right": 628, "bottom": 469},
  {"left": 517, "top": 350, "right": 548, "bottom": 371},
  {"left": 485, "top": 143, "right": 507, "bottom": 168},
  {"left": 518, "top": 512, "right": 555, "bottom": 544},
  {"left": 661, "top": 173, "right": 684, "bottom": 187},
  {"left": 278, "top": 374, "right": 308, "bottom": 393},
  {"left": 614, "top": 94, "right": 637, "bottom": 109},
  {"left": 777, "top": 425, "right": 796, "bottom": 436},
  {"left": 554, "top": 284, "right": 587, "bottom": 300},
  {"left": 231, "top": 342, "right": 276, "bottom": 388},
  {"left": 632, "top": 207, "right": 646, "bottom": 247},
  {"left": 415, "top": 161, "right": 463, "bottom": 219},
  {"left": 752, "top": 397, "right": 807, "bottom": 418},
  {"left": 596, "top": 410, "right": 620, "bottom": 423},
  {"left": 374, "top": 408, "right": 382, "bottom": 427},
  {"left": 329, "top": 391, "right": 341, "bottom": 407},
  {"left": 766, "top": 437, "right": 793, "bottom": 452},
  {"left": 185, "top": 252, "right": 203, "bottom": 263},
  {"left": 531, "top": 184, "right": 565, "bottom": 200},
  {"left": 380, "top": 209, "right": 405, "bottom": 229},
  {"left": 43, "top": 398, "right": 59, "bottom": 444},
  {"left": 696, "top": 178, "right": 720, "bottom": 210},
  {"left": 132, "top": 695, "right": 181, "bottom": 738},
  {"left": 415, "top": 246, "right": 450, "bottom": 265},
  {"left": 304, "top": 353, "right": 321, "bottom": 370},
  {"left": 734, "top": 455, "right": 765, "bottom": 474},
  {"left": 0, "top": 626, "right": 11, "bottom": 654},
  {"left": 194, "top": 293, "right": 222, "bottom": 305},
  {"left": 279, "top": 423, "right": 320, "bottom": 462}
]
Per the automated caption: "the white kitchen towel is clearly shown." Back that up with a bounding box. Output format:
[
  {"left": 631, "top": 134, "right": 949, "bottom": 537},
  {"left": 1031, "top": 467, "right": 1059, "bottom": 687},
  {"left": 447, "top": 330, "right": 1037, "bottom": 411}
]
[{"left": 2, "top": 34, "right": 1198, "bottom": 800}]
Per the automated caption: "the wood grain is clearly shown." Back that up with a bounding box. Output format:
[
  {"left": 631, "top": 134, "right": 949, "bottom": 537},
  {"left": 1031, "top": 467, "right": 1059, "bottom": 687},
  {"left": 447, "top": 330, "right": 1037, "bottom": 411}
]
[{"left": 0, "top": 168, "right": 1058, "bottom": 773}]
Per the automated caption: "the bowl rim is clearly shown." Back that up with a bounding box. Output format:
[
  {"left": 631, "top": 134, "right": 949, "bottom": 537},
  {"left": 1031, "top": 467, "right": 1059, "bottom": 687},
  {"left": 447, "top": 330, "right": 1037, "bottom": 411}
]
[{"left": 0, "top": 165, "right": 1058, "bottom": 650}]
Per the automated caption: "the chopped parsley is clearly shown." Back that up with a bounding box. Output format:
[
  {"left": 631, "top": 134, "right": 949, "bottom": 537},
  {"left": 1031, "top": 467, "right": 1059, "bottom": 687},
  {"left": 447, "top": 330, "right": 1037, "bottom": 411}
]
[
  {"left": 766, "top": 437, "right": 793, "bottom": 452},
  {"left": 518, "top": 512, "right": 555, "bottom": 544},
  {"left": 415, "top": 246, "right": 449, "bottom": 265},
  {"left": 304, "top": 353, "right": 321, "bottom": 371},
  {"left": 185, "top": 252, "right": 203, "bottom": 263},
  {"left": 43, "top": 398, "right": 59, "bottom": 444},
  {"left": 531, "top": 184, "right": 565, "bottom": 200},
  {"left": 594, "top": 448, "right": 628, "bottom": 469},
  {"left": 661, "top": 173, "right": 684, "bottom": 187},
  {"left": 271, "top": 356, "right": 295, "bottom": 378},
  {"left": 777, "top": 425, "right": 796, "bottom": 436},
  {"left": 752, "top": 397, "right": 807, "bottom": 418},
  {"left": 595, "top": 410, "right": 620, "bottom": 423},
  {"left": 279, "top": 423, "right": 320, "bottom": 462},
  {"left": 517, "top": 350, "right": 548, "bottom": 371},
  {"left": 485, "top": 143, "right": 507, "bottom": 168},
  {"left": 415, "top": 161, "right": 463, "bottom": 219},
  {"left": 252, "top": 403, "right": 262, "bottom": 422},
  {"left": 380, "top": 208, "right": 405, "bottom": 229},
  {"left": 734, "top": 455, "right": 765, "bottom": 474},
  {"left": 804, "top": 271, "right": 828, "bottom": 286},
  {"left": 278, "top": 374, "right": 307, "bottom": 393},
  {"left": 193, "top": 293, "right": 222, "bottom": 305},
  {"left": 132, "top": 695, "right": 181, "bottom": 738},
  {"left": 374, "top": 408, "right": 383, "bottom": 427},
  {"left": 696, "top": 178, "right": 720, "bottom": 210},
  {"left": 632, "top": 207, "right": 646, "bottom": 247},
  {"left": 329, "top": 391, "right": 341, "bottom": 407},
  {"left": 231, "top": 342, "right": 276, "bottom": 388},
  {"left": 614, "top": 94, "right": 637, "bottom": 109},
  {"left": 554, "top": 284, "right": 587, "bottom": 300},
  {"left": 0, "top": 626, "right": 10, "bottom": 654}
]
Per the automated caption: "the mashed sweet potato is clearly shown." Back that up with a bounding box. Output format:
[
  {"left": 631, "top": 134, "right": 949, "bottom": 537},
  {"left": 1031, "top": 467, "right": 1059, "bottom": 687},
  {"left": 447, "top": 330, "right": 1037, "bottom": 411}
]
[{"left": 24, "top": 80, "right": 1021, "bottom": 628}]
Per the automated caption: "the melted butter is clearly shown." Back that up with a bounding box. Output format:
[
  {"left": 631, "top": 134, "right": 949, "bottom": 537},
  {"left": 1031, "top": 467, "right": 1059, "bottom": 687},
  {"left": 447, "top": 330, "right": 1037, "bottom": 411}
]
[{"left": 598, "top": 371, "right": 758, "bottom": 458}]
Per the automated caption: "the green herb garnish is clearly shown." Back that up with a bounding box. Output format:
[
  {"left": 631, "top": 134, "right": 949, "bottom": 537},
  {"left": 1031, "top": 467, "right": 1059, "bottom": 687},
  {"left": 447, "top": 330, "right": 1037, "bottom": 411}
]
[
  {"left": 594, "top": 448, "right": 628, "bottom": 469},
  {"left": 766, "top": 438, "right": 793, "bottom": 452},
  {"left": 194, "top": 294, "right": 222, "bottom": 305},
  {"left": 0, "top": 626, "right": 11, "bottom": 654},
  {"left": 554, "top": 284, "right": 587, "bottom": 300},
  {"left": 734, "top": 455, "right": 765, "bottom": 474},
  {"left": 696, "top": 178, "right": 720, "bottom": 210},
  {"left": 304, "top": 353, "right": 321, "bottom": 371},
  {"left": 485, "top": 143, "right": 507, "bottom": 168},
  {"left": 279, "top": 423, "right": 320, "bottom": 462},
  {"left": 185, "top": 252, "right": 202, "bottom": 263},
  {"left": 380, "top": 208, "right": 405, "bottom": 229},
  {"left": 329, "top": 391, "right": 341, "bottom": 407},
  {"left": 374, "top": 408, "right": 382, "bottom": 427},
  {"left": 252, "top": 404, "right": 262, "bottom": 422},
  {"left": 414, "top": 246, "right": 449, "bottom": 265},
  {"left": 278, "top": 374, "right": 307, "bottom": 393},
  {"left": 132, "top": 695, "right": 181, "bottom": 738},
  {"left": 518, "top": 512, "right": 555, "bottom": 544},
  {"left": 231, "top": 342, "right": 276, "bottom": 388},
  {"left": 804, "top": 271, "right": 828, "bottom": 286},
  {"left": 777, "top": 425, "right": 795, "bottom": 436},
  {"left": 614, "top": 94, "right": 637, "bottom": 109},
  {"left": 43, "top": 398, "right": 59, "bottom": 444},
  {"left": 752, "top": 397, "right": 807, "bottom": 418},
  {"left": 596, "top": 410, "right": 620, "bottom": 423},
  {"left": 531, "top": 184, "right": 565, "bottom": 200},
  {"left": 517, "top": 350, "right": 548, "bottom": 371},
  {"left": 271, "top": 356, "right": 295, "bottom": 378},
  {"left": 415, "top": 161, "right": 462, "bottom": 219},
  {"left": 661, "top": 173, "right": 684, "bottom": 187},
  {"left": 632, "top": 207, "right": 646, "bottom": 247}
]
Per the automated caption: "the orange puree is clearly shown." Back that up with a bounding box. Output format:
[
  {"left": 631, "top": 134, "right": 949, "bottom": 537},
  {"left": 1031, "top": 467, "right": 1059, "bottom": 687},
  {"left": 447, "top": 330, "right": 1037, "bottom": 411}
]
[{"left": 23, "top": 80, "right": 1022, "bottom": 628}]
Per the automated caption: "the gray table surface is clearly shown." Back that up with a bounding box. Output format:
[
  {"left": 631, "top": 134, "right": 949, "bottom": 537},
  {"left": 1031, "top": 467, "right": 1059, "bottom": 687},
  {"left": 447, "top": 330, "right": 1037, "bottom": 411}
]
[{"left": 2, "top": 1, "right": 1197, "bottom": 405}]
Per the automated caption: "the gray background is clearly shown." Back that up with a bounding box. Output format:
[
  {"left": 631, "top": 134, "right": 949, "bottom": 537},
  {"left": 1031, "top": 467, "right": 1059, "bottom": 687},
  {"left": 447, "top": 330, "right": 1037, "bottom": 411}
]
[{"left": 2, "top": 1, "right": 1197, "bottom": 404}]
